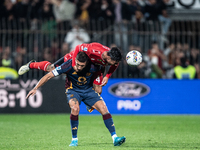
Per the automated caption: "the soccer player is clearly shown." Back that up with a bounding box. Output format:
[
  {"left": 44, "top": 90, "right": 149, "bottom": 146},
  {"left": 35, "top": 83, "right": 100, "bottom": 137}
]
[
  {"left": 26, "top": 52, "right": 126, "bottom": 147},
  {"left": 18, "top": 42, "right": 122, "bottom": 86}
]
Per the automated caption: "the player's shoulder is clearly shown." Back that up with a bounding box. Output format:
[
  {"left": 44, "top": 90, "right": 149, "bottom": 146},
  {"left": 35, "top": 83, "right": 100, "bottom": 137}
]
[
  {"left": 61, "top": 59, "right": 72, "bottom": 69},
  {"left": 90, "top": 42, "right": 110, "bottom": 50},
  {"left": 79, "top": 43, "right": 90, "bottom": 52},
  {"left": 89, "top": 42, "right": 103, "bottom": 47},
  {"left": 90, "top": 42, "right": 101, "bottom": 45},
  {"left": 80, "top": 43, "right": 103, "bottom": 52}
]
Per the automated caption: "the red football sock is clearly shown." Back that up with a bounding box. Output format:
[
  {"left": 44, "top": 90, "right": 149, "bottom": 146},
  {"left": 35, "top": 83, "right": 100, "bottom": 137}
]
[{"left": 29, "top": 61, "right": 51, "bottom": 71}]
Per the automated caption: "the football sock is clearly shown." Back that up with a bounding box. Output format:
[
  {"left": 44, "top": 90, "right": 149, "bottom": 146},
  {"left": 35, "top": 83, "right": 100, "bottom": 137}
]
[
  {"left": 112, "top": 134, "right": 117, "bottom": 142},
  {"left": 29, "top": 61, "right": 51, "bottom": 71},
  {"left": 103, "top": 113, "right": 116, "bottom": 139},
  {"left": 72, "top": 138, "right": 78, "bottom": 141},
  {"left": 70, "top": 114, "right": 79, "bottom": 138}
]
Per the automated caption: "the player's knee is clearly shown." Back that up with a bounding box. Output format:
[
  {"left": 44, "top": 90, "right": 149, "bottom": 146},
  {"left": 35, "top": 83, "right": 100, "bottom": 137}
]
[
  {"left": 71, "top": 106, "right": 80, "bottom": 115},
  {"left": 99, "top": 105, "right": 108, "bottom": 115}
]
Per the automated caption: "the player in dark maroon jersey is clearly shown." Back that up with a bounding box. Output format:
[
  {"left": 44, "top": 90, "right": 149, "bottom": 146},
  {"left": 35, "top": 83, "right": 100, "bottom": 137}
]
[{"left": 18, "top": 42, "right": 122, "bottom": 87}]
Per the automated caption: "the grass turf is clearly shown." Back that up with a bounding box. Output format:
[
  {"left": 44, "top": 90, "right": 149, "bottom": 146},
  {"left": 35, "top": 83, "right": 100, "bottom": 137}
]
[{"left": 0, "top": 115, "right": 200, "bottom": 150}]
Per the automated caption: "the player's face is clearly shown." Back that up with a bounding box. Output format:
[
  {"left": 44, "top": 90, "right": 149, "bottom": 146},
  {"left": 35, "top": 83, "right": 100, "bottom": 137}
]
[
  {"left": 107, "top": 57, "right": 119, "bottom": 66},
  {"left": 75, "top": 59, "right": 87, "bottom": 72}
]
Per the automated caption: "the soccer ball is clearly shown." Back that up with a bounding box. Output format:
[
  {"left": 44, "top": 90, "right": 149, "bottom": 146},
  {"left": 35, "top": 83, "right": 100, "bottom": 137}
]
[{"left": 126, "top": 50, "right": 142, "bottom": 66}]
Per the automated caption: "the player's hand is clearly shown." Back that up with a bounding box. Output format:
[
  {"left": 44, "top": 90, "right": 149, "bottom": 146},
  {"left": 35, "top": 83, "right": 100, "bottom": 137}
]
[
  {"left": 26, "top": 89, "right": 37, "bottom": 99},
  {"left": 101, "top": 76, "right": 109, "bottom": 86}
]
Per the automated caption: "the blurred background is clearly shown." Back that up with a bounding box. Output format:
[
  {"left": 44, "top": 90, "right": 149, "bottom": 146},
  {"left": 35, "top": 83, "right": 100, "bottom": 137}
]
[
  {"left": 0, "top": 0, "right": 200, "bottom": 79},
  {"left": 0, "top": 0, "right": 200, "bottom": 114}
]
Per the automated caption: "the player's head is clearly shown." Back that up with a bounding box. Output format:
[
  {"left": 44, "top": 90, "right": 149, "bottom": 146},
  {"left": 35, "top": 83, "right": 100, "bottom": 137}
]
[
  {"left": 107, "top": 47, "right": 122, "bottom": 66},
  {"left": 75, "top": 52, "right": 89, "bottom": 72}
]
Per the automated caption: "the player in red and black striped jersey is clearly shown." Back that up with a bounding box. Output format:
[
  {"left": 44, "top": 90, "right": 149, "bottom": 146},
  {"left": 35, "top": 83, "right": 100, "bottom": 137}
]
[{"left": 18, "top": 42, "right": 122, "bottom": 87}]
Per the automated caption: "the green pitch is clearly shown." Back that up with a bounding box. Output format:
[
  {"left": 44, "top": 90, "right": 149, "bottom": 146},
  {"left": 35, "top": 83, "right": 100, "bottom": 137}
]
[{"left": 0, "top": 115, "right": 200, "bottom": 150}]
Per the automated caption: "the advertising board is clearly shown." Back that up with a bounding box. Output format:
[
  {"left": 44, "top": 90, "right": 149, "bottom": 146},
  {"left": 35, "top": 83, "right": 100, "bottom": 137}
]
[
  {"left": 168, "top": 0, "right": 200, "bottom": 9},
  {"left": 1, "top": 79, "right": 200, "bottom": 114},
  {"left": 79, "top": 79, "right": 200, "bottom": 114},
  {"left": 0, "top": 78, "right": 70, "bottom": 113}
]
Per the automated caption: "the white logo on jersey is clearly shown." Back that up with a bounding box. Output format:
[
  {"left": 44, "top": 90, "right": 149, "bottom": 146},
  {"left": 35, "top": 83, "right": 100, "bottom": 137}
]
[
  {"left": 92, "top": 49, "right": 100, "bottom": 54},
  {"left": 95, "top": 76, "right": 100, "bottom": 83},
  {"left": 91, "top": 58, "right": 95, "bottom": 60}
]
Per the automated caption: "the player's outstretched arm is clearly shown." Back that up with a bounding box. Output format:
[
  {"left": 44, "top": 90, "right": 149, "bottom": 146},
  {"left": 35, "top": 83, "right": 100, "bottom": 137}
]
[
  {"left": 105, "top": 64, "right": 118, "bottom": 78},
  {"left": 26, "top": 72, "right": 55, "bottom": 99}
]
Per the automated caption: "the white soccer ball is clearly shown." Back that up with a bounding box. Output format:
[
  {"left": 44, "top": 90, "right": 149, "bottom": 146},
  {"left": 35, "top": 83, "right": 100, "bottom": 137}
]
[{"left": 126, "top": 50, "right": 142, "bottom": 66}]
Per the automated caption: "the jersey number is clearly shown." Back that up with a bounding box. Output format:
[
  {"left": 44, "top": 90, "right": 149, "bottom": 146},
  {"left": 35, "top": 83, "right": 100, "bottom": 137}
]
[{"left": 95, "top": 76, "right": 100, "bottom": 83}]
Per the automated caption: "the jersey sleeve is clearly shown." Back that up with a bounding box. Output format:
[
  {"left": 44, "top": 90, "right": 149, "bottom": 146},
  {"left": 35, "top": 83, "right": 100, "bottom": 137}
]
[
  {"left": 105, "top": 64, "right": 119, "bottom": 78},
  {"left": 52, "top": 60, "right": 72, "bottom": 76}
]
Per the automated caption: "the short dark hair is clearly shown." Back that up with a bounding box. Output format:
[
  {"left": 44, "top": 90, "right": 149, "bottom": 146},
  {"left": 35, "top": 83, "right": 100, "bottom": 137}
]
[
  {"left": 107, "top": 47, "right": 122, "bottom": 62},
  {"left": 76, "top": 51, "right": 89, "bottom": 63}
]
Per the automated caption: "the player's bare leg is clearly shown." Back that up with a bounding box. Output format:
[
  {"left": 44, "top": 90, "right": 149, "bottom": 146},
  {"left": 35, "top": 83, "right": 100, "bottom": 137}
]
[
  {"left": 93, "top": 100, "right": 126, "bottom": 146},
  {"left": 68, "top": 98, "right": 80, "bottom": 146},
  {"left": 93, "top": 100, "right": 108, "bottom": 114}
]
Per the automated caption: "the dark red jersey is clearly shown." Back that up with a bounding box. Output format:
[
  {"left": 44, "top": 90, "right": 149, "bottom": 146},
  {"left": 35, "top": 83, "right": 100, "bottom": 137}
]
[{"left": 64, "top": 42, "right": 118, "bottom": 78}]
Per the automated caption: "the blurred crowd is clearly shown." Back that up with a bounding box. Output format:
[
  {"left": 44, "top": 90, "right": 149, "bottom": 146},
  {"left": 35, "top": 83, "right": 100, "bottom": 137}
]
[
  {"left": 0, "top": 0, "right": 171, "bottom": 26},
  {"left": 0, "top": 0, "right": 200, "bottom": 79},
  {"left": 0, "top": 0, "right": 171, "bottom": 44},
  {"left": 125, "top": 42, "right": 200, "bottom": 79}
]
